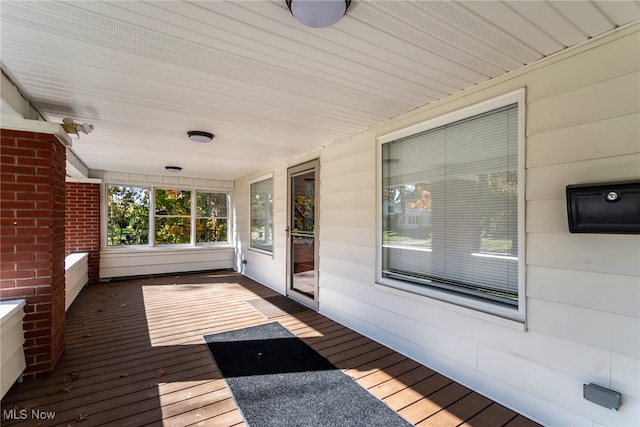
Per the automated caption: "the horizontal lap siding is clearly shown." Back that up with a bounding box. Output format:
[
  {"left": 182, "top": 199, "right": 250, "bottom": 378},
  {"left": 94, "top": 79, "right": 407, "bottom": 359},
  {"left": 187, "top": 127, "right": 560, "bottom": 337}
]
[
  {"left": 234, "top": 167, "right": 287, "bottom": 294},
  {"left": 99, "top": 248, "right": 234, "bottom": 278},
  {"left": 315, "top": 27, "right": 640, "bottom": 427},
  {"left": 230, "top": 26, "right": 640, "bottom": 427},
  {"left": 522, "top": 28, "right": 640, "bottom": 427}
]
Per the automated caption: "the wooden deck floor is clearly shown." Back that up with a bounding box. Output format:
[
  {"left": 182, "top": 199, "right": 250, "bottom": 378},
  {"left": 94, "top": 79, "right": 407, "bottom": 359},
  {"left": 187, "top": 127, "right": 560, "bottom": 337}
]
[{"left": 1, "top": 270, "right": 541, "bottom": 427}]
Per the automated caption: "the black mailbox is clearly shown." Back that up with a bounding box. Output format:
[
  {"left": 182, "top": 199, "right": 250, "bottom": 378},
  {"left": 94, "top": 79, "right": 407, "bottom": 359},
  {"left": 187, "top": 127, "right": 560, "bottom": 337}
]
[{"left": 566, "top": 181, "right": 640, "bottom": 234}]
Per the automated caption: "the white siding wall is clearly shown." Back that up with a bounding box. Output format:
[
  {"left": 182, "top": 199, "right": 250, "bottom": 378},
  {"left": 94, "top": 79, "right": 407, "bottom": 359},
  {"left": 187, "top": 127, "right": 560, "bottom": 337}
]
[
  {"left": 234, "top": 167, "right": 288, "bottom": 294},
  {"left": 233, "top": 26, "right": 640, "bottom": 426}
]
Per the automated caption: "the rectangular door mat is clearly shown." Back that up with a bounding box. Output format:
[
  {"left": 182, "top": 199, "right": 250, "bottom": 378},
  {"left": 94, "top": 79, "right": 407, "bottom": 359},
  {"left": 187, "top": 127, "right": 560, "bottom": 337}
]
[{"left": 204, "top": 322, "right": 413, "bottom": 427}]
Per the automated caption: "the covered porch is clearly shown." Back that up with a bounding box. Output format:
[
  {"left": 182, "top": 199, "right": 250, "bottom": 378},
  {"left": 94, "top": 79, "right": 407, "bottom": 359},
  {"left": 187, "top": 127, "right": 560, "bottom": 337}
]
[
  {"left": 1, "top": 270, "right": 539, "bottom": 426},
  {"left": 1, "top": 2, "right": 639, "bottom": 426}
]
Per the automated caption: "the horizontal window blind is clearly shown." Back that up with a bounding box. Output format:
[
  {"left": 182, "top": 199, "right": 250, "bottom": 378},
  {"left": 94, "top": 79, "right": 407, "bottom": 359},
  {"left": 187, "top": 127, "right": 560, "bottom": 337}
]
[{"left": 382, "top": 104, "right": 519, "bottom": 307}]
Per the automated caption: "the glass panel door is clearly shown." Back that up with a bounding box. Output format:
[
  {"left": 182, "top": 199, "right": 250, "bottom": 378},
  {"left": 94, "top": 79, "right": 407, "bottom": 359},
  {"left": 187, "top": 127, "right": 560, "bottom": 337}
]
[{"left": 287, "top": 160, "right": 319, "bottom": 309}]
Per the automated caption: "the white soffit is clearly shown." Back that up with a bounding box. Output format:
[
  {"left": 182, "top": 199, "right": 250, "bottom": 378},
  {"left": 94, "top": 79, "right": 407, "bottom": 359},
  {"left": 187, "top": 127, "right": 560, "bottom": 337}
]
[{"left": 0, "top": 0, "right": 638, "bottom": 181}]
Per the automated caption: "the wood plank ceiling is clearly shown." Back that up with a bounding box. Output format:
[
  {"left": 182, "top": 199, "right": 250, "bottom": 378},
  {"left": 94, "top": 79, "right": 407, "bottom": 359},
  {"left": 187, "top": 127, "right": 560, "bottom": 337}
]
[{"left": 1, "top": 1, "right": 638, "bottom": 180}]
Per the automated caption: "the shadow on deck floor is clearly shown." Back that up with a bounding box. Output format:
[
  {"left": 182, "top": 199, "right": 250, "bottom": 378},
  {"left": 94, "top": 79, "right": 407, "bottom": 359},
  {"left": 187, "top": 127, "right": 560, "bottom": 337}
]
[{"left": 1, "top": 270, "right": 541, "bottom": 427}]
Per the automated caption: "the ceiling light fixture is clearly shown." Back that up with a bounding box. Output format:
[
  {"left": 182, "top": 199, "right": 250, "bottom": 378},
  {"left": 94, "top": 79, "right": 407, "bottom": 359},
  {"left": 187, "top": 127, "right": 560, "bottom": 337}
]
[
  {"left": 286, "top": 0, "right": 351, "bottom": 28},
  {"left": 187, "top": 130, "right": 214, "bottom": 143},
  {"left": 165, "top": 166, "right": 182, "bottom": 172}
]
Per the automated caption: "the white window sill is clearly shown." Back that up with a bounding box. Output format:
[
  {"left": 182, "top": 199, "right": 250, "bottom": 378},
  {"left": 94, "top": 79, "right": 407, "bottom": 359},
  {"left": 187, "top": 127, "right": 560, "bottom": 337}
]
[{"left": 102, "top": 244, "right": 233, "bottom": 254}]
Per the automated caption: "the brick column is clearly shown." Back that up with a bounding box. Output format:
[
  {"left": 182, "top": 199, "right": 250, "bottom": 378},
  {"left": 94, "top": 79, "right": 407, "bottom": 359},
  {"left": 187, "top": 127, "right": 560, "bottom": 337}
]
[
  {"left": 1, "top": 128, "right": 67, "bottom": 379},
  {"left": 65, "top": 182, "right": 100, "bottom": 285}
]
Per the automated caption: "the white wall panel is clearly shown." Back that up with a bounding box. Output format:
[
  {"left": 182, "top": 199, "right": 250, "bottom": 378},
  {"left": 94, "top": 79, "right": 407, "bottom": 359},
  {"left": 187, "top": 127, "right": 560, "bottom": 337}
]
[
  {"left": 527, "top": 233, "right": 640, "bottom": 276},
  {"left": 612, "top": 352, "right": 640, "bottom": 399},
  {"left": 65, "top": 253, "right": 89, "bottom": 311},
  {"left": 320, "top": 225, "right": 376, "bottom": 249},
  {"left": 526, "top": 199, "right": 568, "bottom": 233},
  {"left": 100, "top": 247, "right": 234, "bottom": 279},
  {"left": 321, "top": 190, "right": 376, "bottom": 210},
  {"left": 526, "top": 25, "right": 639, "bottom": 104},
  {"left": 321, "top": 149, "right": 374, "bottom": 175},
  {"left": 321, "top": 208, "right": 376, "bottom": 229},
  {"left": 321, "top": 169, "right": 376, "bottom": 194},
  {"left": 527, "top": 72, "right": 640, "bottom": 136},
  {"left": 526, "top": 154, "right": 640, "bottom": 200},
  {"left": 320, "top": 241, "right": 376, "bottom": 267},
  {"left": 477, "top": 345, "right": 634, "bottom": 427},
  {"left": 0, "top": 300, "right": 26, "bottom": 399},
  {"left": 234, "top": 167, "right": 287, "bottom": 295},
  {"left": 527, "top": 266, "right": 639, "bottom": 317},
  {"left": 528, "top": 298, "right": 639, "bottom": 357},
  {"left": 320, "top": 285, "right": 479, "bottom": 369},
  {"left": 319, "top": 257, "right": 376, "bottom": 286},
  {"left": 477, "top": 328, "right": 611, "bottom": 386},
  {"left": 526, "top": 113, "right": 640, "bottom": 169}
]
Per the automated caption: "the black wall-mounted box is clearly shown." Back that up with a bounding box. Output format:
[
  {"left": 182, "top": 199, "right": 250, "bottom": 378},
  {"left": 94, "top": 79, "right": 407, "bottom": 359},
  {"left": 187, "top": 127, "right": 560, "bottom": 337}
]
[{"left": 566, "top": 181, "right": 640, "bottom": 234}]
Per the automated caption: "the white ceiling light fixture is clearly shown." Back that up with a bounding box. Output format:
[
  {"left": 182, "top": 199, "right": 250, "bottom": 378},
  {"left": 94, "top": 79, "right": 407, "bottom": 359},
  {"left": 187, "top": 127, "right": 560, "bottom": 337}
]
[
  {"left": 286, "top": 0, "right": 351, "bottom": 28},
  {"left": 187, "top": 130, "right": 214, "bottom": 143}
]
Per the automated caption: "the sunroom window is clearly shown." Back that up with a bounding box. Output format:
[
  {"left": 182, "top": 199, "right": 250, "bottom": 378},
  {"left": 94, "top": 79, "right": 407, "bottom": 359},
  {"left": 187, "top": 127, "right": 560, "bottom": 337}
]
[
  {"left": 155, "top": 189, "right": 191, "bottom": 245},
  {"left": 379, "top": 91, "right": 524, "bottom": 319},
  {"left": 106, "top": 185, "right": 228, "bottom": 247},
  {"left": 196, "top": 192, "right": 228, "bottom": 243},
  {"left": 107, "top": 185, "right": 149, "bottom": 246}
]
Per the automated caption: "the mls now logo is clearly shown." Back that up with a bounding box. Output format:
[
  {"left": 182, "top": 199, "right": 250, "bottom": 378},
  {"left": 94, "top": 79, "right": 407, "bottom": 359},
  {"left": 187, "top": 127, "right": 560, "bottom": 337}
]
[{"left": 3, "top": 408, "right": 56, "bottom": 420}]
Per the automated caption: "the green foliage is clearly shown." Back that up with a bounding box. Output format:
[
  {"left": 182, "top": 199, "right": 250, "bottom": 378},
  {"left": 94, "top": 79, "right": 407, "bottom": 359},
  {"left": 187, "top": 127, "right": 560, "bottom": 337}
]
[
  {"left": 477, "top": 171, "right": 517, "bottom": 254},
  {"left": 294, "top": 195, "right": 314, "bottom": 233},
  {"left": 107, "top": 185, "right": 149, "bottom": 246},
  {"left": 251, "top": 189, "right": 273, "bottom": 247},
  {"left": 197, "top": 192, "right": 227, "bottom": 217},
  {"left": 107, "top": 186, "right": 228, "bottom": 246},
  {"left": 382, "top": 170, "right": 517, "bottom": 255},
  {"left": 155, "top": 189, "right": 191, "bottom": 216},
  {"left": 154, "top": 189, "right": 191, "bottom": 245},
  {"left": 196, "top": 192, "right": 227, "bottom": 243},
  {"left": 196, "top": 218, "right": 227, "bottom": 243}
]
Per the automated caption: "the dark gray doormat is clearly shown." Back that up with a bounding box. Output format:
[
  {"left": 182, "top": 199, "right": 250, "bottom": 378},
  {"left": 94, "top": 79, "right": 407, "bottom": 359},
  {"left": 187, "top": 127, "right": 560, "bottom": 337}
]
[
  {"left": 247, "top": 295, "right": 309, "bottom": 318},
  {"left": 204, "top": 322, "right": 413, "bottom": 427}
]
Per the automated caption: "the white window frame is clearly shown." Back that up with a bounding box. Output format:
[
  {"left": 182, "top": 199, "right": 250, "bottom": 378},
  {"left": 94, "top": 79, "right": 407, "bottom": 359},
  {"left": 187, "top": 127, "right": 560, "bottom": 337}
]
[
  {"left": 249, "top": 173, "right": 274, "bottom": 255},
  {"left": 193, "top": 190, "right": 230, "bottom": 246},
  {"left": 104, "top": 183, "right": 151, "bottom": 247},
  {"left": 102, "top": 182, "right": 230, "bottom": 249},
  {"left": 153, "top": 187, "right": 192, "bottom": 246},
  {"left": 376, "top": 89, "right": 526, "bottom": 322}
]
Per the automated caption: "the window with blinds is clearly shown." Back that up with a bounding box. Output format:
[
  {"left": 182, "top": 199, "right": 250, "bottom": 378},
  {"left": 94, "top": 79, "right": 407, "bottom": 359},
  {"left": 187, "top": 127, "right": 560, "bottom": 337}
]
[{"left": 380, "top": 93, "right": 524, "bottom": 317}]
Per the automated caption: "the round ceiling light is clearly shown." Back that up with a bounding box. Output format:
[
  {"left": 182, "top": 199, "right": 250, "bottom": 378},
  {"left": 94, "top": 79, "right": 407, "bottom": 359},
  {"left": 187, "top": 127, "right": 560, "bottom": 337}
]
[
  {"left": 286, "top": 0, "right": 351, "bottom": 28},
  {"left": 187, "top": 130, "right": 214, "bottom": 143}
]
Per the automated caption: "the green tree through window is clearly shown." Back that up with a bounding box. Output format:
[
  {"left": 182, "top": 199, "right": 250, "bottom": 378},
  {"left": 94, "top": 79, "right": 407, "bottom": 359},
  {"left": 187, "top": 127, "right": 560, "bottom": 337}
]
[
  {"left": 196, "top": 192, "right": 227, "bottom": 243},
  {"left": 155, "top": 189, "right": 191, "bottom": 244},
  {"left": 106, "top": 185, "right": 228, "bottom": 246},
  {"left": 107, "top": 185, "right": 150, "bottom": 246}
]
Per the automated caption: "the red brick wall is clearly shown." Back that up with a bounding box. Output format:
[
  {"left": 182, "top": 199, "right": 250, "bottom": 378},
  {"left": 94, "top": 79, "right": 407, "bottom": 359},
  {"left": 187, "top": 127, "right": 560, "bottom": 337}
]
[
  {"left": 0, "top": 129, "right": 66, "bottom": 379},
  {"left": 65, "top": 182, "right": 100, "bottom": 285}
]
